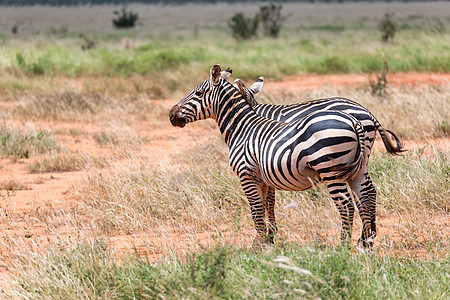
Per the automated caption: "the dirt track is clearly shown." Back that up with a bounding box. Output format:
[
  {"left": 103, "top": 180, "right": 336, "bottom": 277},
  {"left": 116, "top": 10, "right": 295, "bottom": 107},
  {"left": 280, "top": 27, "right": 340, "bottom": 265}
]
[{"left": 0, "top": 73, "right": 448, "bottom": 281}]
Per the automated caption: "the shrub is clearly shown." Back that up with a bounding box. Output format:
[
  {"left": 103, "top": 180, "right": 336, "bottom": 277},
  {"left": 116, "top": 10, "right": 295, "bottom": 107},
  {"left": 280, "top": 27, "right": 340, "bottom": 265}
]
[
  {"left": 259, "top": 3, "right": 286, "bottom": 38},
  {"left": 228, "top": 12, "right": 259, "bottom": 40},
  {"left": 363, "top": 53, "right": 389, "bottom": 97},
  {"left": 80, "top": 34, "right": 95, "bottom": 51},
  {"left": 379, "top": 13, "right": 396, "bottom": 42},
  {"left": 113, "top": 7, "right": 138, "bottom": 29},
  {"left": 11, "top": 24, "right": 18, "bottom": 35}
]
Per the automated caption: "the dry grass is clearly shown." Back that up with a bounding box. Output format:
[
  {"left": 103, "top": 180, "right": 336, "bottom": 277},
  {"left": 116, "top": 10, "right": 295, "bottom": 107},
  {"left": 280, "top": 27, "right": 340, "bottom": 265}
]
[
  {"left": 259, "top": 84, "right": 449, "bottom": 139},
  {"left": 94, "top": 126, "right": 145, "bottom": 148},
  {"left": 0, "top": 125, "right": 60, "bottom": 160},
  {"left": 28, "top": 151, "right": 107, "bottom": 173},
  {"left": 0, "top": 177, "right": 30, "bottom": 191},
  {"left": 69, "top": 136, "right": 448, "bottom": 252}
]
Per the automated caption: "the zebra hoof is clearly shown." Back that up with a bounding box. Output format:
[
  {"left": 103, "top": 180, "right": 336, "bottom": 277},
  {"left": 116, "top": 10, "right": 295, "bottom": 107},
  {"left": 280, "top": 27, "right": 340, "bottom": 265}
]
[
  {"left": 251, "top": 236, "right": 273, "bottom": 251},
  {"left": 357, "top": 237, "right": 374, "bottom": 249}
]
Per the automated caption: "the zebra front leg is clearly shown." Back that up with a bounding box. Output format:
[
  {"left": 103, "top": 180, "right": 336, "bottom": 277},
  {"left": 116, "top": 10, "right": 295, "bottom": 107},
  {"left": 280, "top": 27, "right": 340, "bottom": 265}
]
[
  {"left": 240, "top": 178, "right": 269, "bottom": 246},
  {"left": 349, "top": 171, "right": 377, "bottom": 249},
  {"left": 325, "top": 182, "right": 355, "bottom": 244},
  {"left": 265, "top": 186, "right": 277, "bottom": 243}
]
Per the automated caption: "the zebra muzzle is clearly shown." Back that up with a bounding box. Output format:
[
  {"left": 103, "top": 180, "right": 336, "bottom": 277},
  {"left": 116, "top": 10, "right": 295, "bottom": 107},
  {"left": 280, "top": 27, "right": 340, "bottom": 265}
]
[{"left": 169, "top": 113, "right": 186, "bottom": 128}]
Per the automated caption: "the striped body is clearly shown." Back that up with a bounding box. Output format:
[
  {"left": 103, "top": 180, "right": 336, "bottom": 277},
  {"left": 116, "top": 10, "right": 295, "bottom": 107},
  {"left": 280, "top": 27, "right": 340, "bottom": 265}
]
[
  {"left": 229, "top": 109, "right": 367, "bottom": 191},
  {"left": 169, "top": 65, "right": 383, "bottom": 247}
]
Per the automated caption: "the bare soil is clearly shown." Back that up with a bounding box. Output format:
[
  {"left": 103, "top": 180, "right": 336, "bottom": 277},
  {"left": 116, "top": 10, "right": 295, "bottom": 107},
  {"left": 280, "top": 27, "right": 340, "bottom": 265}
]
[{"left": 0, "top": 73, "right": 448, "bottom": 283}]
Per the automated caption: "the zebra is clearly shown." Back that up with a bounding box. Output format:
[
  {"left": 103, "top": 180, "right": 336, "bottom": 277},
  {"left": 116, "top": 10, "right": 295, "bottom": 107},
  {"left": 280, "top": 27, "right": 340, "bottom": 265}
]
[
  {"left": 224, "top": 70, "right": 404, "bottom": 248},
  {"left": 170, "top": 64, "right": 380, "bottom": 248}
]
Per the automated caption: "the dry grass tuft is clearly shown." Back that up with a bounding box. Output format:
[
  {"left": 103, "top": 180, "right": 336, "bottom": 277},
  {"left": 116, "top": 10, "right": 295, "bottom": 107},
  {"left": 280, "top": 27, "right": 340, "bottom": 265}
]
[
  {"left": 28, "top": 151, "right": 107, "bottom": 173},
  {"left": 0, "top": 177, "right": 30, "bottom": 190},
  {"left": 13, "top": 91, "right": 111, "bottom": 121},
  {"left": 94, "top": 126, "right": 145, "bottom": 148}
]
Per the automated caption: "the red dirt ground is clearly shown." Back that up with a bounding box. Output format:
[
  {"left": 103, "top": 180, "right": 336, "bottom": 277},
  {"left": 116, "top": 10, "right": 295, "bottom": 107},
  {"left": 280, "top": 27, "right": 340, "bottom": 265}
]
[{"left": 0, "top": 73, "right": 448, "bottom": 285}]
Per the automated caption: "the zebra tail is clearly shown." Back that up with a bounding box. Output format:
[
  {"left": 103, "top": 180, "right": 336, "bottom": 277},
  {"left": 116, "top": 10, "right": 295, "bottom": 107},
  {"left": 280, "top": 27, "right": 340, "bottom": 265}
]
[
  {"left": 331, "top": 119, "right": 369, "bottom": 181},
  {"left": 372, "top": 116, "right": 405, "bottom": 155}
]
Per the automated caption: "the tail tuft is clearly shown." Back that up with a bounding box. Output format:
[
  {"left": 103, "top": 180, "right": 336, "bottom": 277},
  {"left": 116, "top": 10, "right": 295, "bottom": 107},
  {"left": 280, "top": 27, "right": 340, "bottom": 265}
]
[{"left": 375, "top": 121, "right": 406, "bottom": 155}]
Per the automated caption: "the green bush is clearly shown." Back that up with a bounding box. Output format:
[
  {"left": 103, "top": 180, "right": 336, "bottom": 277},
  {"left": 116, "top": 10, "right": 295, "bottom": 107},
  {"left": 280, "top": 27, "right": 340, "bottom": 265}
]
[
  {"left": 113, "top": 7, "right": 138, "bottom": 29},
  {"left": 259, "top": 3, "right": 286, "bottom": 38},
  {"left": 228, "top": 12, "right": 259, "bottom": 40}
]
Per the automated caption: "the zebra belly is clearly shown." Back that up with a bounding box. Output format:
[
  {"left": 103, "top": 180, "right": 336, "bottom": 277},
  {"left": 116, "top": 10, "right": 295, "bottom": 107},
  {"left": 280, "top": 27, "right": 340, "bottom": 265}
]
[{"left": 259, "top": 155, "right": 321, "bottom": 191}]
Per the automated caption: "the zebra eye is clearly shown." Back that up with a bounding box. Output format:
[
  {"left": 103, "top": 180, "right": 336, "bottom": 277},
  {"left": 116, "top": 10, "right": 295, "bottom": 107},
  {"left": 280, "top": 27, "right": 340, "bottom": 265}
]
[{"left": 195, "top": 90, "right": 203, "bottom": 97}]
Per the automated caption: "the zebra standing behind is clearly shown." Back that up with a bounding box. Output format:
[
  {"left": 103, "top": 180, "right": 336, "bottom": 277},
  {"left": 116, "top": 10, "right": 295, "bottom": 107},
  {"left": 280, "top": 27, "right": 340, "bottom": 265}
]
[
  {"left": 170, "top": 64, "right": 377, "bottom": 248},
  {"left": 226, "top": 71, "right": 404, "bottom": 248}
]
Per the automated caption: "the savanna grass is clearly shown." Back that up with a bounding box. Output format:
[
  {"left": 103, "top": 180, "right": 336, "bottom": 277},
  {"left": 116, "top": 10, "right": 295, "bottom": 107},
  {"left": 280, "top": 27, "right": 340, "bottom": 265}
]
[
  {"left": 72, "top": 153, "right": 247, "bottom": 234},
  {"left": 7, "top": 240, "right": 449, "bottom": 299},
  {"left": 72, "top": 137, "right": 448, "bottom": 248},
  {"left": 0, "top": 125, "right": 59, "bottom": 159},
  {"left": 0, "top": 177, "right": 30, "bottom": 190},
  {"left": 259, "top": 84, "right": 450, "bottom": 139},
  {"left": 0, "top": 3, "right": 449, "bottom": 99},
  {"left": 94, "top": 127, "right": 144, "bottom": 147},
  {"left": 2, "top": 28, "right": 448, "bottom": 81},
  {"left": 28, "top": 151, "right": 107, "bottom": 173}
]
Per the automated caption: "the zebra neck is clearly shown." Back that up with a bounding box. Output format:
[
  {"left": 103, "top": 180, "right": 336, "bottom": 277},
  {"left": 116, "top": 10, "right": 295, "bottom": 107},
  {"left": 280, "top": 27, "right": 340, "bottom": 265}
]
[{"left": 215, "top": 99, "right": 257, "bottom": 146}]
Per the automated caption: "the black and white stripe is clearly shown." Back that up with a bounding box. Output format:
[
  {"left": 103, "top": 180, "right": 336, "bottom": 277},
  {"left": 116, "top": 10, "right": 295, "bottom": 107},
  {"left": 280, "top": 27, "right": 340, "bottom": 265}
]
[{"left": 170, "top": 65, "right": 384, "bottom": 247}]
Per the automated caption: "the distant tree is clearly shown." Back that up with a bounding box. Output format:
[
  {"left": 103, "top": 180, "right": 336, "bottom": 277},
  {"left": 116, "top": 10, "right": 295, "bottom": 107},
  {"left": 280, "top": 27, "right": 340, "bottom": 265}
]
[
  {"left": 113, "top": 7, "right": 138, "bottom": 29},
  {"left": 258, "top": 3, "right": 286, "bottom": 38},
  {"left": 379, "top": 13, "right": 396, "bottom": 42},
  {"left": 228, "top": 13, "right": 259, "bottom": 40}
]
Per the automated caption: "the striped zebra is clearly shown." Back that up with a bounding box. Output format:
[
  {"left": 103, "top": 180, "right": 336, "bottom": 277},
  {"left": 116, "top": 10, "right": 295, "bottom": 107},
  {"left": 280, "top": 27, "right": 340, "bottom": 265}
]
[
  {"left": 170, "top": 64, "right": 381, "bottom": 248},
  {"left": 228, "top": 72, "right": 404, "bottom": 248}
]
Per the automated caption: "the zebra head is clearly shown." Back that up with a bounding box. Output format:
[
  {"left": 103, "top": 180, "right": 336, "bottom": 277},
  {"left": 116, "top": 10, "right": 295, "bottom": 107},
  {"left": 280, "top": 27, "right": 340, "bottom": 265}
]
[{"left": 169, "top": 64, "right": 225, "bottom": 128}]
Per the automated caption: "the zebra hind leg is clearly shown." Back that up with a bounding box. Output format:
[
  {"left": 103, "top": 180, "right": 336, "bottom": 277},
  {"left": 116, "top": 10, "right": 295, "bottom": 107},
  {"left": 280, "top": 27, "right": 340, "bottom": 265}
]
[
  {"left": 325, "top": 182, "right": 355, "bottom": 245},
  {"left": 265, "top": 186, "right": 277, "bottom": 243},
  {"left": 349, "top": 171, "right": 377, "bottom": 249}
]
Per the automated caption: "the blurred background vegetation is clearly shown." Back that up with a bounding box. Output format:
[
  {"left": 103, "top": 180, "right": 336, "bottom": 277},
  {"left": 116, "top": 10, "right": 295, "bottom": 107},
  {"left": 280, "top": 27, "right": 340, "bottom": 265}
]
[{"left": 0, "top": 1, "right": 448, "bottom": 97}]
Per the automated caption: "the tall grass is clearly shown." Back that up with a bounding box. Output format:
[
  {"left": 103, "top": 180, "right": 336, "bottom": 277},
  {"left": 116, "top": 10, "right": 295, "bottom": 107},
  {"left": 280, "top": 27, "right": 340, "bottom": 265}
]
[
  {"left": 71, "top": 138, "right": 449, "bottom": 252},
  {"left": 260, "top": 85, "right": 450, "bottom": 139},
  {"left": 7, "top": 240, "right": 449, "bottom": 299},
  {"left": 28, "top": 151, "right": 106, "bottom": 173}
]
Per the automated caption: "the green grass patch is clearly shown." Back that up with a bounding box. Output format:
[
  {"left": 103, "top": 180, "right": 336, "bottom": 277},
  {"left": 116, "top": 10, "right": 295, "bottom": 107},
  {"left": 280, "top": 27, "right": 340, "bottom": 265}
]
[
  {"left": 9, "top": 240, "right": 450, "bottom": 299},
  {"left": 1, "top": 28, "right": 449, "bottom": 90}
]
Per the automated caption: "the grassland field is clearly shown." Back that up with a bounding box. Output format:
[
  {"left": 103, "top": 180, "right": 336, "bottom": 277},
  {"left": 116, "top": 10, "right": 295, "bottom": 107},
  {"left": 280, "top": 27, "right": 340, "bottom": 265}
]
[{"left": 0, "top": 2, "right": 448, "bottom": 299}]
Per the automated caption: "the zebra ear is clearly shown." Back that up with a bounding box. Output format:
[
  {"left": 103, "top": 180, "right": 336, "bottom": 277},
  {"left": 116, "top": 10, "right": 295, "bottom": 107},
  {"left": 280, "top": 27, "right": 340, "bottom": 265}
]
[
  {"left": 220, "top": 67, "right": 232, "bottom": 80},
  {"left": 210, "top": 64, "right": 222, "bottom": 85},
  {"left": 234, "top": 79, "right": 247, "bottom": 99},
  {"left": 235, "top": 79, "right": 256, "bottom": 107},
  {"left": 249, "top": 76, "right": 264, "bottom": 94}
]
